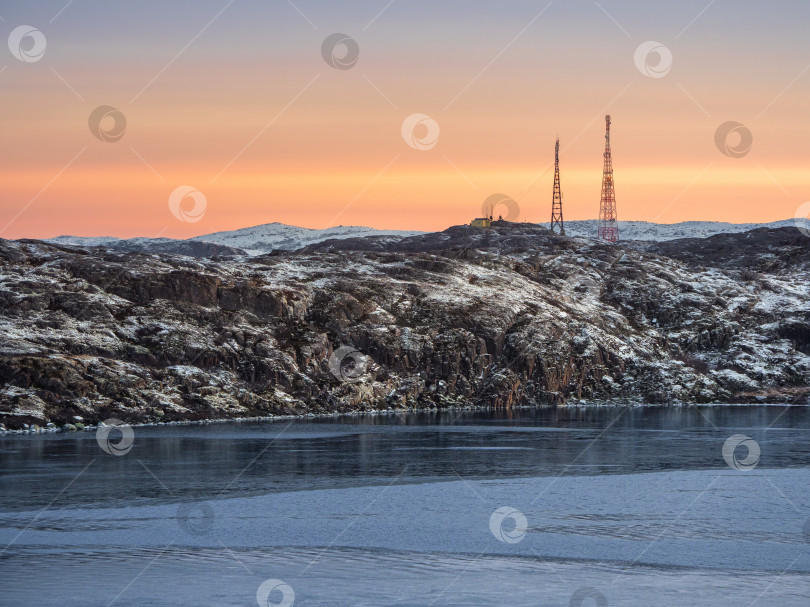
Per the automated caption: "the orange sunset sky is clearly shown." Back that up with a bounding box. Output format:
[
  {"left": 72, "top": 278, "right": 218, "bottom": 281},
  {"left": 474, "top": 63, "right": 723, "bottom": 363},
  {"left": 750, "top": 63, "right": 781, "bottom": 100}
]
[{"left": 1, "top": 0, "right": 809, "bottom": 239}]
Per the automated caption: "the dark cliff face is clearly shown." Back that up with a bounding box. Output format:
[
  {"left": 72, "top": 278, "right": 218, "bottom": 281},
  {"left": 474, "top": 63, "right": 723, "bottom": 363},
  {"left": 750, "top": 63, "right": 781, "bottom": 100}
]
[{"left": 0, "top": 224, "right": 808, "bottom": 428}]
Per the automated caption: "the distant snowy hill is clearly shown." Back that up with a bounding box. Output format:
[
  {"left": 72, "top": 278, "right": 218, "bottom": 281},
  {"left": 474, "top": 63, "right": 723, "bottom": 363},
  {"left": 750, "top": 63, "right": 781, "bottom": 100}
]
[
  {"left": 44, "top": 236, "right": 246, "bottom": 258},
  {"left": 47, "top": 235, "right": 160, "bottom": 248},
  {"left": 46, "top": 224, "right": 425, "bottom": 257},
  {"left": 558, "top": 219, "right": 805, "bottom": 241},
  {"left": 43, "top": 218, "right": 807, "bottom": 256},
  {"left": 190, "top": 223, "right": 425, "bottom": 256}
]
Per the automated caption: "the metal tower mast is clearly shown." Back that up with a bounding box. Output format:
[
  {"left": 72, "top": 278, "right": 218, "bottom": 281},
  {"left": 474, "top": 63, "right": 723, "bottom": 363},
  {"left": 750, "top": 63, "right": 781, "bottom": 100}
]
[
  {"left": 550, "top": 137, "right": 565, "bottom": 235},
  {"left": 598, "top": 115, "right": 619, "bottom": 243}
]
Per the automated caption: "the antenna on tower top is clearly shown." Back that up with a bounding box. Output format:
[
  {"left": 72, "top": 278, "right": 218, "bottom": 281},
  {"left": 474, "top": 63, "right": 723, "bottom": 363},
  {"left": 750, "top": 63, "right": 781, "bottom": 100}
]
[
  {"left": 597, "top": 114, "right": 619, "bottom": 243},
  {"left": 550, "top": 137, "right": 565, "bottom": 235}
]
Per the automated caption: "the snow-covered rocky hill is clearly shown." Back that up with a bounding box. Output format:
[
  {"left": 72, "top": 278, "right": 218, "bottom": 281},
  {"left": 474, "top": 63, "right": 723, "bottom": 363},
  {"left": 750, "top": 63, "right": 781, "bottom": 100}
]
[
  {"left": 2, "top": 222, "right": 808, "bottom": 429},
  {"left": 558, "top": 219, "right": 806, "bottom": 241},
  {"left": 47, "top": 224, "right": 425, "bottom": 257},
  {"left": 191, "top": 223, "right": 425, "bottom": 256},
  {"left": 44, "top": 219, "right": 807, "bottom": 257}
]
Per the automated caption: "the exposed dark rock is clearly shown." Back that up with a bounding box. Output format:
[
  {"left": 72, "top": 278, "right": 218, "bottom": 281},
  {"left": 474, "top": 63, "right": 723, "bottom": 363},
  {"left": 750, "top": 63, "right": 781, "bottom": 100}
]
[
  {"left": 1, "top": 224, "right": 808, "bottom": 429},
  {"left": 635, "top": 227, "right": 810, "bottom": 273}
]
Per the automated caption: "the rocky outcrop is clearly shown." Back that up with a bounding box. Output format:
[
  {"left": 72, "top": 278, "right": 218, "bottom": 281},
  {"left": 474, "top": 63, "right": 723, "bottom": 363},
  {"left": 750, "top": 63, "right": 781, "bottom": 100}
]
[
  {"left": 639, "top": 226, "right": 810, "bottom": 272},
  {"left": 1, "top": 224, "right": 808, "bottom": 428}
]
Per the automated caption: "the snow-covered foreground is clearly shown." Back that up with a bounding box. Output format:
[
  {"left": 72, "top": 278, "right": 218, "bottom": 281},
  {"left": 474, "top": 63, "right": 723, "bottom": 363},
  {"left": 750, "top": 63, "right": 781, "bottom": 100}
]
[
  {"left": 1, "top": 408, "right": 808, "bottom": 606},
  {"left": 2, "top": 469, "right": 808, "bottom": 606}
]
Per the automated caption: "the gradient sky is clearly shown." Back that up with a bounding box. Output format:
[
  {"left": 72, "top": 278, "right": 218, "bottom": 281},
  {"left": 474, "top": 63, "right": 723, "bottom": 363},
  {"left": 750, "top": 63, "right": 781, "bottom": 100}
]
[{"left": 1, "top": 0, "right": 809, "bottom": 239}]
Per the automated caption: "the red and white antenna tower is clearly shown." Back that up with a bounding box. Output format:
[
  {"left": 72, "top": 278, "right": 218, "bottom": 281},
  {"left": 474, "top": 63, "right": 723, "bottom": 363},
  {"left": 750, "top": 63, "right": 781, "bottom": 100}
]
[
  {"left": 598, "top": 115, "right": 618, "bottom": 243},
  {"left": 550, "top": 137, "right": 565, "bottom": 235}
]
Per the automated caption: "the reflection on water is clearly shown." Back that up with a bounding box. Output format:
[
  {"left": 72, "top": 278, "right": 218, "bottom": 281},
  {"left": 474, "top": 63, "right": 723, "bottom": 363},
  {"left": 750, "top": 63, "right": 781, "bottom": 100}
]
[
  {"left": 1, "top": 405, "right": 810, "bottom": 607},
  {"left": 1, "top": 405, "right": 809, "bottom": 511}
]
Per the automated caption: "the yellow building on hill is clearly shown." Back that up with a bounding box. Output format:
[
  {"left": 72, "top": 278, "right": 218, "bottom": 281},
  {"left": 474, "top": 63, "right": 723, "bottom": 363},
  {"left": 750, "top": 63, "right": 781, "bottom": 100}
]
[{"left": 470, "top": 217, "right": 491, "bottom": 228}]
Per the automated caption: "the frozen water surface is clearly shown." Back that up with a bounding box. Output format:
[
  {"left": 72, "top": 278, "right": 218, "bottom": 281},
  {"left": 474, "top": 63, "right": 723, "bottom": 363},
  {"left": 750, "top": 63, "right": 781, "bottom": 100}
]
[{"left": 1, "top": 406, "right": 809, "bottom": 606}]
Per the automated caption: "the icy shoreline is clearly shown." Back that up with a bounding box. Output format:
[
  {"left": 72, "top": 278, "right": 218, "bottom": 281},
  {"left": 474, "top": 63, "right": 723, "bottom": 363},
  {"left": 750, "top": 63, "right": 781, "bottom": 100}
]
[{"left": 2, "top": 400, "right": 805, "bottom": 437}]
